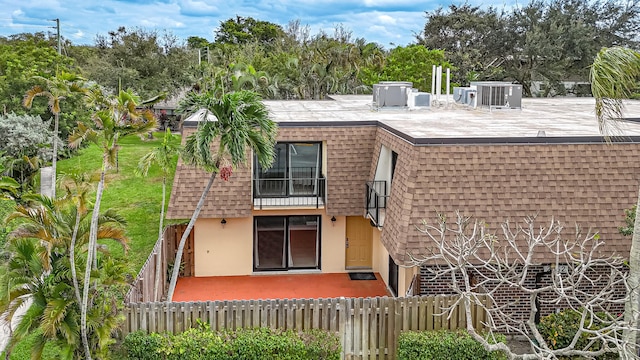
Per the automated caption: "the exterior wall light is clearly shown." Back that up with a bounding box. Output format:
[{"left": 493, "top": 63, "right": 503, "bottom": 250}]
[
  {"left": 331, "top": 216, "right": 336, "bottom": 226},
  {"left": 221, "top": 218, "right": 227, "bottom": 228}
]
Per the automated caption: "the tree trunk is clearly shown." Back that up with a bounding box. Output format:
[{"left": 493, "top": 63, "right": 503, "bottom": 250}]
[
  {"left": 166, "top": 171, "right": 217, "bottom": 302},
  {"left": 51, "top": 112, "right": 59, "bottom": 199},
  {"left": 153, "top": 176, "right": 166, "bottom": 301},
  {"left": 623, "top": 188, "right": 640, "bottom": 358},
  {"left": 70, "top": 208, "right": 82, "bottom": 305},
  {"left": 80, "top": 158, "right": 106, "bottom": 360}
]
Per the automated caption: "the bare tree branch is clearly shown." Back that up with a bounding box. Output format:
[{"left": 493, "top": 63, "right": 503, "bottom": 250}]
[{"left": 410, "top": 211, "right": 637, "bottom": 360}]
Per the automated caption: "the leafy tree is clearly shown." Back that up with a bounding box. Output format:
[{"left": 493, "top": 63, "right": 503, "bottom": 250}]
[
  {"left": 23, "top": 72, "right": 87, "bottom": 198},
  {"left": 187, "top": 36, "right": 210, "bottom": 49},
  {"left": 1, "top": 194, "right": 129, "bottom": 359},
  {"left": 69, "top": 88, "right": 157, "bottom": 360},
  {"left": 620, "top": 205, "right": 636, "bottom": 237},
  {"left": 200, "top": 22, "right": 379, "bottom": 100},
  {"left": 0, "top": 113, "right": 60, "bottom": 193},
  {"left": 166, "top": 90, "right": 277, "bottom": 301},
  {"left": 420, "top": 0, "right": 640, "bottom": 96},
  {"left": 136, "top": 128, "right": 180, "bottom": 299},
  {"left": 590, "top": 45, "right": 640, "bottom": 357},
  {"left": 0, "top": 33, "right": 74, "bottom": 115},
  {"left": 71, "top": 27, "right": 197, "bottom": 99},
  {"left": 361, "top": 45, "right": 453, "bottom": 92},
  {"left": 214, "top": 16, "right": 285, "bottom": 45},
  {"left": 420, "top": 4, "right": 508, "bottom": 86}
]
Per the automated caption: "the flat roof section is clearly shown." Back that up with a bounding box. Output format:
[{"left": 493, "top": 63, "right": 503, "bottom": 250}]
[{"left": 264, "top": 96, "right": 640, "bottom": 139}]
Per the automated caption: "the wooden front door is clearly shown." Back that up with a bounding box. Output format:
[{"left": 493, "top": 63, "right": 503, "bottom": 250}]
[{"left": 345, "top": 216, "right": 373, "bottom": 269}]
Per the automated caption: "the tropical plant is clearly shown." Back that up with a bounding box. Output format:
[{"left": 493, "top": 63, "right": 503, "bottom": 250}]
[
  {"left": 590, "top": 46, "right": 640, "bottom": 358},
  {"left": 0, "top": 160, "right": 19, "bottom": 200},
  {"left": 136, "top": 128, "right": 180, "bottom": 299},
  {"left": 69, "top": 88, "right": 157, "bottom": 360},
  {"left": 166, "top": 90, "right": 277, "bottom": 301},
  {"left": 0, "top": 193, "right": 129, "bottom": 359},
  {"left": 59, "top": 172, "right": 97, "bottom": 306},
  {"left": 23, "top": 72, "right": 87, "bottom": 198}
]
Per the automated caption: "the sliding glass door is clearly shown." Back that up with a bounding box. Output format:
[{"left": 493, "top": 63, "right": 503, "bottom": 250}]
[
  {"left": 289, "top": 143, "right": 320, "bottom": 196},
  {"left": 254, "top": 217, "right": 286, "bottom": 270},
  {"left": 254, "top": 142, "right": 321, "bottom": 197},
  {"left": 254, "top": 216, "right": 320, "bottom": 271}
]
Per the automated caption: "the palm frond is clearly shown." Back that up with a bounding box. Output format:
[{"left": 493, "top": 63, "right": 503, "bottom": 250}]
[
  {"left": 23, "top": 85, "right": 47, "bottom": 109},
  {"left": 590, "top": 47, "right": 640, "bottom": 139}
]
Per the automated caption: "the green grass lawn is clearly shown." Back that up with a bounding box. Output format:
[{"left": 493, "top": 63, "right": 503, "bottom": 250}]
[{"left": 57, "top": 132, "right": 181, "bottom": 274}]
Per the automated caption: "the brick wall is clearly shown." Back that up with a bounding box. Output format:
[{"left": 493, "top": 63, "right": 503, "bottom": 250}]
[{"left": 420, "top": 264, "right": 626, "bottom": 323}]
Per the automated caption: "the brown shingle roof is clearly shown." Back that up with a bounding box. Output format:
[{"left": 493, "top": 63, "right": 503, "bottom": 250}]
[
  {"left": 378, "top": 140, "right": 640, "bottom": 264},
  {"left": 166, "top": 125, "right": 377, "bottom": 219}
]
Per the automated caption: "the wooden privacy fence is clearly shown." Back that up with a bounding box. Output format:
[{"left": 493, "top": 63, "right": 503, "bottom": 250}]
[
  {"left": 123, "top": 295, "right": 491, "bottom": 360},
  {"left": 125, "top": 224, "right": 194, "bottom": 303}
]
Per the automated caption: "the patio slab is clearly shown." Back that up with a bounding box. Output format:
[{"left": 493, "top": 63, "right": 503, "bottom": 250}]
[{"left": 173, "top": 273, "right": 390, "bottom": 302}]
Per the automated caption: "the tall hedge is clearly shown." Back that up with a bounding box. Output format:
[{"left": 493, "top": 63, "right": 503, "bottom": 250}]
[
  {"left": 123, "top": 327, "right": 340, "bottom": 360},
  {"left": 398, "top": 330, "right": 506, "bottom": 360}
]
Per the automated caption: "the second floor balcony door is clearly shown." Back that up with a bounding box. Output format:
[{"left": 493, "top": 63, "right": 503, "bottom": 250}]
[
  {"left": 255, "top": 142, "right": 321, "bottom": 197},
  {"left": 289, "top": 143, "right": 320, "bottom": 196}
]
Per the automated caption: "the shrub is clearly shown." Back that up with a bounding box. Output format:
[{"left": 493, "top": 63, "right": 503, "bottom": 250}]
[
  {"left": 397, "top": 330, "right": 506, "bottom": 360},
  {"left": 123, "top": 327, "right": 340, "bottom": 360},
  {"left": 537, "top": 309, "right": 618, "bottom": 359},
  {"left": 122, "top": 331, "right": 166, "bottom": 360}
]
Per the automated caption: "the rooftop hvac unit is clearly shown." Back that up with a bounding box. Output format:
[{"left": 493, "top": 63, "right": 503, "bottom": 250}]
[
  {"left": 453, "top": 87, "right": 476, "bottom": 106},
  {"left": 373, "top": 82, "right": 413, "bottom": 108},
  {"left": 407, "top": 92, "right": 431, "bottom": 109},
  {"left": 453, "top": 87, "right": 467, "bottom": 104},
  {"left": 471, "top": 82, "right": 522, "bottom": 109}
]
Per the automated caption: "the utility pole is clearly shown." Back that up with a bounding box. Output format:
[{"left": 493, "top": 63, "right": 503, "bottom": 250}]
[{"left": 50, "top": 18, "right": 61, "bottom": 55}]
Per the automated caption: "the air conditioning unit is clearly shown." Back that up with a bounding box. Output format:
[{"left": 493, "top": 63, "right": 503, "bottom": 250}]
[
  {"left": 453, "top": 87, "right": 467, "bottom": 104},
  {"left": 373, "top": 82, "right": 413, "bottom": 108},
  {"left": 471, "top": 82, "right": 522, "bottom": 109},
  {"left": 453, "top": 87, "right": 477, "bottom": 107},
  {"left": 407, "top": 92, "right": 431, "bottom": 109}
]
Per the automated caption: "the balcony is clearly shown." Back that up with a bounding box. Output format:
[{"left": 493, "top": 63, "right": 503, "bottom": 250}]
[
  {"left": 253, "top": 168, "right": 326, "bottom": 209},
  {"left": 366, "top": 181, "right": 388, "bottom": 226}
]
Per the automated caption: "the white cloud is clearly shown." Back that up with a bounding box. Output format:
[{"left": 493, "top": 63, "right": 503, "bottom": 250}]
[
  {"left": 178, "top": 0, "right": 220, "bottom": 16},
  {"left": 72, "top": 30, "right": 84, "bottom": 38},
  {"left": 362, "top": 0, "right": 415, "bottom": 6},
  {"left": 377, "top": 14, "right": 396, "bottom": 25},
  {"left": 12, "top": 9, "right": 24, "bottom": 16}
]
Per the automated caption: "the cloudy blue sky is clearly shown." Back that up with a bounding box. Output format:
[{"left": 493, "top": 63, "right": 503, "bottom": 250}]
[{"left": 0, "top": 0, "right": 511, "bottom": 49}]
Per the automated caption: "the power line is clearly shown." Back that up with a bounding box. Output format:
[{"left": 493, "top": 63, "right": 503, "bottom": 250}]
[{"left": 0, "top": 24, "right": 53, "bottom": 29}]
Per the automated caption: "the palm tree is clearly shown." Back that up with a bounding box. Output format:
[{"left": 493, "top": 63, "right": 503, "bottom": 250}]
[
  {"left": 590, "top": 46, "right": 640, "bottom": 358},
  {"left": 0, "top": 159, "right": 19, "bottom": 200},
  {"left": 136, "top": 128, "right": 180, "bottom": 300},
  {"left": 1, "top": 194, "right": 128, "bottom": 359},
  {"left": 166, "top": 90, "right": 277, "bottom": 302},
  {"left": 69, "top": 88, "right": 157, "bottom": 360},
  {"left": 60, "top": 173, "right": 97, "bottom": 306},
  {"left": 23, "top": 72, "right": 86, "bottom": 198}
]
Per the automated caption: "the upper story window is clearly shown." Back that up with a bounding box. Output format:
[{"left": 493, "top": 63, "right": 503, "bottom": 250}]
[{"left": 254, "top": 142, "right": 323, "bottom": 197}]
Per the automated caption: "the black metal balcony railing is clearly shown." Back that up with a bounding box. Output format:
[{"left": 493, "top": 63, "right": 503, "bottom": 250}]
[
  {"left": 366, "top": 180, "right": 388, "bottom": 226},
  {"left": 253, "top": 175, "right": 326, "bottom": 209}
]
